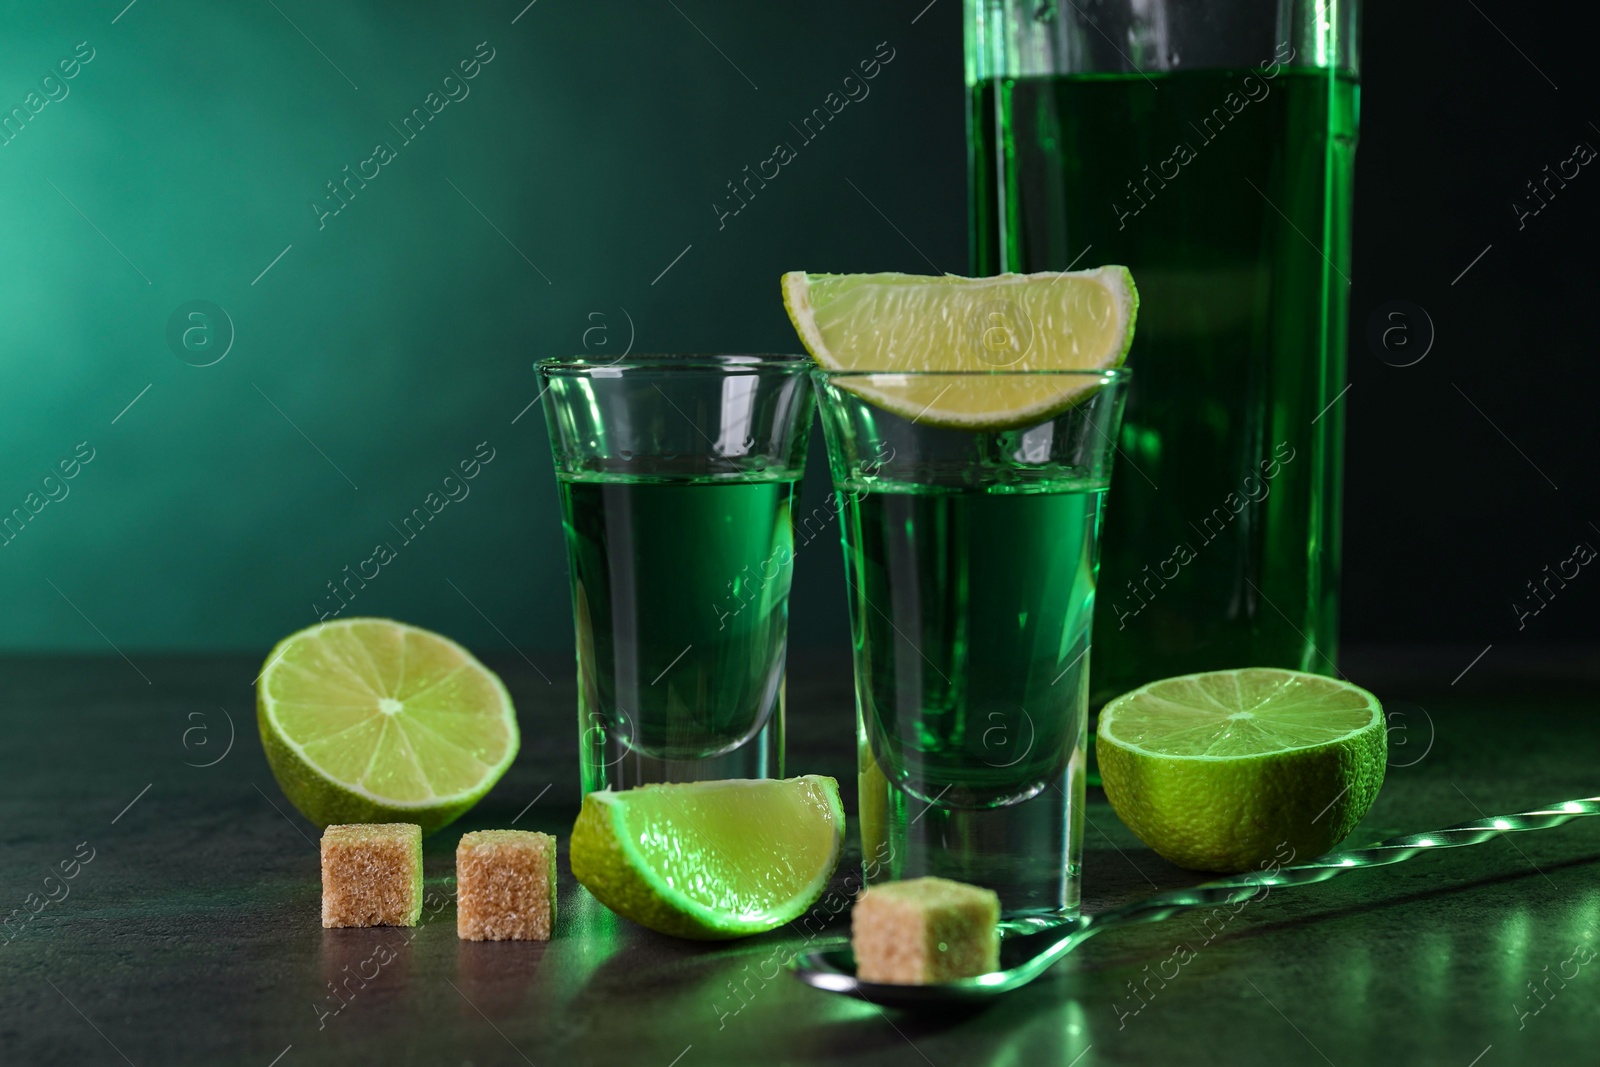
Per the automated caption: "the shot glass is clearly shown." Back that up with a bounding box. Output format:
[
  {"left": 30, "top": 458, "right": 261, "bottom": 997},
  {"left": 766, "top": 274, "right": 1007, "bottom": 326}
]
[
  {"left": 539, "top": 355, "right": 815, "bottom": 794},
  {"left": 813, "top": 368, "right": 1128, "bottom": 919}
]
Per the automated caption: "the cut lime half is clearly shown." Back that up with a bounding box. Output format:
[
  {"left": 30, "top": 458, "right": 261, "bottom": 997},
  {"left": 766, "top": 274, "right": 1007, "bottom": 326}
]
[
  {"left": 570, "top": 775, "right": 844, "bottom": 940},
  {"left": 781, "top": 268, "right": 1137, "bottom": 429},
  {"left": 256, "top": 618, "right": 519, "bottom": 835},
  {"left": 1097, "top": 668, "right": 1386, "bottom": 873}
]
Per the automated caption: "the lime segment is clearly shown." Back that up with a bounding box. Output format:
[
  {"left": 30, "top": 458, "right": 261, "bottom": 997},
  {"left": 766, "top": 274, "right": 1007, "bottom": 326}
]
[
  {"left": 257, "top": 618, "right": 519, "bottom": 835},
  {"left": 780, "top": 268, "right": 1138, "bottom": 429},
  {"left": 1097, "top": 668, "right": 1386, "bottom": 873},
  {"left": 571, "top": 776, "right": 844, "bottom": 940}
]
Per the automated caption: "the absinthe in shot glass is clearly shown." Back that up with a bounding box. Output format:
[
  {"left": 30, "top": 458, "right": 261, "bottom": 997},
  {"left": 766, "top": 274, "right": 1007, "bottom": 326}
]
[
  {"left": 560, "top": 471, "right": 798, "bottom": 793},
  {"left": 843, "top": 473, "right": 1103, "bottom": 808}
]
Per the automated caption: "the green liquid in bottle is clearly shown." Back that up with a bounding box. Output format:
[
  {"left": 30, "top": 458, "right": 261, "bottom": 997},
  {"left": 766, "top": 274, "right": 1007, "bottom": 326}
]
[{"left": 971, "top": 67, "right": 1358, "bottom": 703}]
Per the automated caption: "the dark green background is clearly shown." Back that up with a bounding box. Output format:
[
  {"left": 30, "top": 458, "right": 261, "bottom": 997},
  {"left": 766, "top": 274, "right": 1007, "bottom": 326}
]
[
  {"left": 4, "top": 0, "right": 1598, "bottom": 659},
  {"left": 0, "top": 0, "right": 963, "bottom": 655}
]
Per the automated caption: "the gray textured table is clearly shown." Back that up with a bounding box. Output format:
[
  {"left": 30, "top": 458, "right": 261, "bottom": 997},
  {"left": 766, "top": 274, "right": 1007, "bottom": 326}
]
[{"left": 2, "top": 649, "right": 1597, "bottom": 1066}]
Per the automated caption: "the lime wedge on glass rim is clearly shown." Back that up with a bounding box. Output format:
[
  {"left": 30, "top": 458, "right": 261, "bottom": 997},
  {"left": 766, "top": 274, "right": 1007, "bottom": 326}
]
[
  {"left": 571, "top": 775, "right": 844, "bottom": 940},
  {"left": 1097, "top": 668, "right": 1387, "bottom": 873},
  {"left": 256, "top": 618, "right": 519, "bottom": 835},
  {"left": 780, "top": 267, "right": 1137, "bottom": 430}
]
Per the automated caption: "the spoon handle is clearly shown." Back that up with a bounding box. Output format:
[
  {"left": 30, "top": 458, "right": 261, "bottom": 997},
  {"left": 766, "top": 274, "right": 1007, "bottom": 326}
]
[{"left": 1082, "top": 794, "right": 1600, "bottom": 937}]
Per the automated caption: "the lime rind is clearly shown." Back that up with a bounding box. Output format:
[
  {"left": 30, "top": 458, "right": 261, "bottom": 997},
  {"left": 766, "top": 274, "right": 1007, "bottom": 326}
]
[
  {"left": 256, "top": 617, "right": 519, "bottom": 835},
  {"left": 570, "top": 776, "right": 845, "bottom": 941}
]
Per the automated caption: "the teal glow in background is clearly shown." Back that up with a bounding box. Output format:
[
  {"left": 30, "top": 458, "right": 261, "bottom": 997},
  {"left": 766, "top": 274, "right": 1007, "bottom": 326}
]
[
  {"left": 8, "top": 1, "right": 1599, "bottom": 657},
  {"left": 0, "top": 1, "right": 962, "bottom": 652}
]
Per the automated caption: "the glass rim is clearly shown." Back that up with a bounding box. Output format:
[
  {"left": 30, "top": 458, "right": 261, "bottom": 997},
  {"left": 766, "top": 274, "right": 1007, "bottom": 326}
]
[
  {"left": 811, "top": 366, "right": 1130, "bottom": 380},
  {"left": 538, "top": 353, "right": 810, "bottom": 374}
]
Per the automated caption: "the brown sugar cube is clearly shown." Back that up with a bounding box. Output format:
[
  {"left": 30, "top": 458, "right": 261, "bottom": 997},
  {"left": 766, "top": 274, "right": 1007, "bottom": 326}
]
[
  {"left": 320, "top": 823, "right": 423, "bottom": 929},
  {"left": 852, "top": 877, "right": 1000, "bottom": 984},
  {"left": 456, "top": 830, "right": 557, "bottom": 941}
]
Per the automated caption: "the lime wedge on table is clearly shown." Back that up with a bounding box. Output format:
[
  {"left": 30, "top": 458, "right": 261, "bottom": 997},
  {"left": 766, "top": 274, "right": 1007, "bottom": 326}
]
[
  {"left": 780, "top": 268, "right": 1138, "bottom": 429},
  {"left": 1097, "top": 668, "right": 1386, "bottom": 873},
  {"left": 257, "top": 618, "right": 519, "bottom": 835},
  {"left": 571, "top": 776, "right": 844, "bottom": 940}
]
